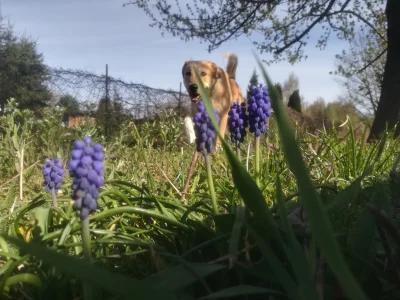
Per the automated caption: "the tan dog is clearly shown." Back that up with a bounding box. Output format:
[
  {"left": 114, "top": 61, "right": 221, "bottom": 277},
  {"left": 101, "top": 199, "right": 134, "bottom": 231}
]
[{"left": 181, "top": 54, "right": 244, "bottom": 148}]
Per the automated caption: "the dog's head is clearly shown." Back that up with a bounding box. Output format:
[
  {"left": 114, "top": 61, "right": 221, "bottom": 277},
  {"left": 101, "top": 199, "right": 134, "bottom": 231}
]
[{"left": 181, "top": 61, "right": 222, "bottom": 104}]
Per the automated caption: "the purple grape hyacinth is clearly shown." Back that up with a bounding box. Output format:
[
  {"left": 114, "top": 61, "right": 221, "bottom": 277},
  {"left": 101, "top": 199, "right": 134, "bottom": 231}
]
[
  {"left": 68, "top": 136, "right": 105, "bottom": 220},
  {"left": 248, "top": 84, "right": 271, "bottom": 137},
  {"left": 193, "top": 101, "right": 220, "bottom": 154},
  {"left": 42, "top": 158, "right": 65, "bottom": 193},
  {"left": 228, "top": 100, "right": 248, "bottom": 144}
]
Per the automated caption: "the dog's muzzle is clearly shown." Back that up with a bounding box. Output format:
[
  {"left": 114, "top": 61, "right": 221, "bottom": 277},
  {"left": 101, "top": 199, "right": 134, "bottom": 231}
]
[
  {"left": 188, "top": 84, "right": 200, "bottom": 103},
  {"left": 189, "top": 84, "right": 198, "bottom": 93}
]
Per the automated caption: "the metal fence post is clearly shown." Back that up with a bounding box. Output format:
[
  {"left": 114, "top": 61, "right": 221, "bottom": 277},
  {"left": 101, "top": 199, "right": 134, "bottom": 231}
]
[{"left": 105, "top": 64, "right": 109, "bottom": 138}]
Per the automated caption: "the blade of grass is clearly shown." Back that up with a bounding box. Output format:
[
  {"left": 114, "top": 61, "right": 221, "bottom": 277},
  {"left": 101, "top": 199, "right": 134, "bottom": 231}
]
[
  {"left": 0, "top": 254, "right": 30, "bottom": 295},
  {"left": 43, "top": 206, "right": 189, "bottom": 243},
  {"left": 254, "top": 52, "right": 368, "bottom": 300},
  {"left": 275, "top": 176, "right": 319, "bottom": 300},
  {"left": 144, "top": 262, "right": 224, "bottom": 292},
  {"left": 349, "top": 185, "right": 389, "bottom": 279},
  {"left": 2, "top": 235, "right": 177, "bottom": 300},
  {"left": 199, "top": 285, "right": 288, "bottom": 300},
  {"left": 245, "top": 224, "right": 297, "bottom": 299},
  {"left": 228, "top": 206, "right": 246, "bottom": 269},
  {"left": 3, "top": 273, "right": 43, "bottom": 289},
  {"left": 58, "top": 216, "right": 78, "bottom": 246}
]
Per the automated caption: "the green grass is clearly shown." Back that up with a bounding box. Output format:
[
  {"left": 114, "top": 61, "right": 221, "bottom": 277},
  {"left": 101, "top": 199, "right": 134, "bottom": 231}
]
[{"left": 0, "top": 61, "right": 400, "bottom": 300}]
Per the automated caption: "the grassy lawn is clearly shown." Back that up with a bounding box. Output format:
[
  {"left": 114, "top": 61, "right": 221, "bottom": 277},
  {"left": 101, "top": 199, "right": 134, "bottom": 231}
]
[{"left": 0, "top": 82, "right": 399, "bottom": 300}]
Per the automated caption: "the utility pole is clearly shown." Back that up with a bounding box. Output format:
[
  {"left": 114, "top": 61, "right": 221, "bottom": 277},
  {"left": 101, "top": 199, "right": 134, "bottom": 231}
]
[{"left": 105, "top": 64, "right": 109, "bottom": 138}]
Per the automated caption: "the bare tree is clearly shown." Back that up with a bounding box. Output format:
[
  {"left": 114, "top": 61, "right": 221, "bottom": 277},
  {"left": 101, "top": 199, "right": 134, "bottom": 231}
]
[
  {"left": 125, "top": 0, "right": 399, "bottom": 142},
  {"left": 332, "top": 17, "right": 386, "bottom": 116},
  {"left": 282, "top": 72, "right": 300, "bottom": 103}
]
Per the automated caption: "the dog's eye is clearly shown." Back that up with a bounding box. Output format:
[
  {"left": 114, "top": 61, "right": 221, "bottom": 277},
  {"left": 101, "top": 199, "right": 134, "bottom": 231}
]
[
  {"left": 185, "top": 71, "right": 191, "bottom": 76},
  {"left": 201, "top": 72, "right": 206, "bottom": 76}
]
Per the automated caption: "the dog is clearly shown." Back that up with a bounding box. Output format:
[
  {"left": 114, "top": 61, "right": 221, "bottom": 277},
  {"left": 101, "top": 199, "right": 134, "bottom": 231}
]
[{"left": 181, "top": 54, "right": 244, "bottom": 149}]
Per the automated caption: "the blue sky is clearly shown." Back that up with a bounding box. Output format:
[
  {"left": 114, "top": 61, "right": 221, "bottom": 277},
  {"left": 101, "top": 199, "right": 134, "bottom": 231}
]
[{"left": 2, "top": 0, "right": 349, "bottom": 104}]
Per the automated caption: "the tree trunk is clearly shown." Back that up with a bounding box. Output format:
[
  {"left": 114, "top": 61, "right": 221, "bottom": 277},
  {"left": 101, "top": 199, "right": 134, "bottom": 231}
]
[{"left": 367, "top": 0, "right": 400, "bottom": 142}]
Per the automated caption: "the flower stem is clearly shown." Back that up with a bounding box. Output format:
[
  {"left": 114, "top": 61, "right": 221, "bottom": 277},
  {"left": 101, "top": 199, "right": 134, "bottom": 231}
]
[
  {"left": 51, "top": 188, "right": 58, "bottom": 208},
  {"left": 255, "top": 136, "right": 261, "bottom": 187},
  {"left": 204, "top": 151, "right": 218, "bottom": 216},
  {"left": 81, "top": 217, "right": 93, "bottom": 300},
  {"left": 235, "top": 141, "right": 241, "bottom": 161},
  {"left": 266, "top": 118, "right": 270, "bottom": 179}
]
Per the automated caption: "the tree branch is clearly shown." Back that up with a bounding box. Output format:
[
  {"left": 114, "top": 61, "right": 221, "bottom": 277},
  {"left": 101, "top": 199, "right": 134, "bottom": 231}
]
[
  {"left": 356, "top": 47, "right": 387, "bottom": 75},
  {"left": 338, "top": 0, "right": 352, "bottom": 12},
  {"left": 274, "top": 0, "right": 336, "bottom": 55},
  {"left": 209, "top": 5, "right": 261, "bottom": 51},
  {"left": 122, "top": 1, "right": 140, "bottom": 7},
  {"left": 327, "top": 9, "right": 387, "bottom": 42},
  {"left": 242, "top": 0, "right": 276, "bottom": 4}
]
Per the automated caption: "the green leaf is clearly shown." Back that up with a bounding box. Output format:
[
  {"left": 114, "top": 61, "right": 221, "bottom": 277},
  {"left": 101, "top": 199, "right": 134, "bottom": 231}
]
[
  {"left": 34, "top": 207, "right": 50, "bottom": 236},
  {"left": 246, "top": 224, "right": 296, "bottom": 299},
  {"left": 254, "top": 52, "right": 368, "bottom": 300},
  {"left": 366, "top": 204, "right": 400, "bottom": 247},
  {"left": 199, "top": 284, "right": 287, "bottom": 299},
  {"left": 0, "top": 254, "right": 31, "bottom": 295},
  {"left": 324, "top": 176, "right": 364, "bottom": 213},
  {"left": 0, "top": 261, "right": 14, "bottom": 277},
  {"left": 2, "top": 235, "right": 176, "bottom": 300},
  {"left": 58, "top": 216, "right": 78, "bottom": 246},
  {"left": 349, "top": 186, "right": 388, "bottom": 278},
  {"left": 12, "top": 131, "right": 19, "bottom": 151},
  {"left": 0, "top": 236, "right": 9, "bottom": 253},
  {"left": 144, "top": 263, "right": 224, "bottom": 292},
  {"left": 4, "top": 273, "right": 43, "bottom": 289},
  {"left": 275, "top": 176, "right": 319, "bottom": 300},
  {"left": 0, "top": 195, "right": 45, "bottom": 225},
  {"left": 43, "top": 206, "right": 189, "bottom": 242},
  {"left": 228, "top": 206, "right": 246, "bottom": 266}
]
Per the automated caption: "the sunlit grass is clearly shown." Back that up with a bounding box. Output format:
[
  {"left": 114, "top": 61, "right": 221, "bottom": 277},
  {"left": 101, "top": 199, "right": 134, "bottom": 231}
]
[{"left": 0, "top": 63, "right": 399, "bottom": 299}]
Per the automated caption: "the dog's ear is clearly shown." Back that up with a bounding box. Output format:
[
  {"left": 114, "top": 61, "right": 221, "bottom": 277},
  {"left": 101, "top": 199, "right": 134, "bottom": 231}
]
[
  {"left": 182, "top": 61, "right": 188, "bottom": 77},
  {"left": 213, "top": 64, "right": 222, "bottom": 79}
]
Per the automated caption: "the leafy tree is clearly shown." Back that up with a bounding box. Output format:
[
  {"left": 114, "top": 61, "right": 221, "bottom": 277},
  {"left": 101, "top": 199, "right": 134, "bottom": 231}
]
[
  {"left": 282, "top": 72, "right": 300, "bottom": 103},
  {"left": 305, "top": 97, "right": 326, "bottom": 120},
  {"left": 287, "top": 90, "right": 302, "bottom": 113},
  {"left": 0, "top": 19, "right": 51, "bottom": 114},
  {"left": 325, "top": 100, "right": 361, "bottom": 125},
  {"left": 58, "top": 95, "right": 80, "bottom": 114},
  {"left": 96, "top": 97, "right": 110, "bottom": 136},
  {"left": 127, "top": 0, "right": 398, "bottom": 141},
  {"left": 305, "top": 97, "right": 362, "bottom": 125},
  {"left": 246, "top": 69, "right": 259, "bottom": 100}
]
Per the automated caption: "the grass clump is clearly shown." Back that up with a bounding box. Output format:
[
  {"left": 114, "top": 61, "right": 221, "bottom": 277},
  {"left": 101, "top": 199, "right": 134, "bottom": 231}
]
[{"left": 0, "top": 58, "right": 399, "bottom": 300}]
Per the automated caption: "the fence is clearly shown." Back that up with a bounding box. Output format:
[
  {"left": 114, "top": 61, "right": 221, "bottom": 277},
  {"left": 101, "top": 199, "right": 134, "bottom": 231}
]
[{"left": 45, "top": 64, "right": 191, "bottom": 122}]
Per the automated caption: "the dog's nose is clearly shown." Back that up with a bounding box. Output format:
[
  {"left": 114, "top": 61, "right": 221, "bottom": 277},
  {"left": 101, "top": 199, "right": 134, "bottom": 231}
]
[{"left": 189, "top": 84, "right": 198, "bottom": 91}]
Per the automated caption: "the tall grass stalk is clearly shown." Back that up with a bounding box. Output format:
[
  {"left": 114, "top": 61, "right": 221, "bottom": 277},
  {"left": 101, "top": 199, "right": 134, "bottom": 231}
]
[
  {"left": 255, "top": 136, "right": 261, "bottom": 186},
  {"left": 19, "top": 142, "right": 25, "bottom": 203},
  {"left": 51, "top": 188, "right": 57, "bottom": 208},
  {"left": 204, "top": 150, "right": 218, "bottom": 215},
  {"left": 235, "top": 141, "right": 241, "bottom": 161},
  {"left": 81, "top": 217, "right": 93, "bottom": 300},
  {"left": 255, "top": 52, "right": 368, "bottom": 300}
]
